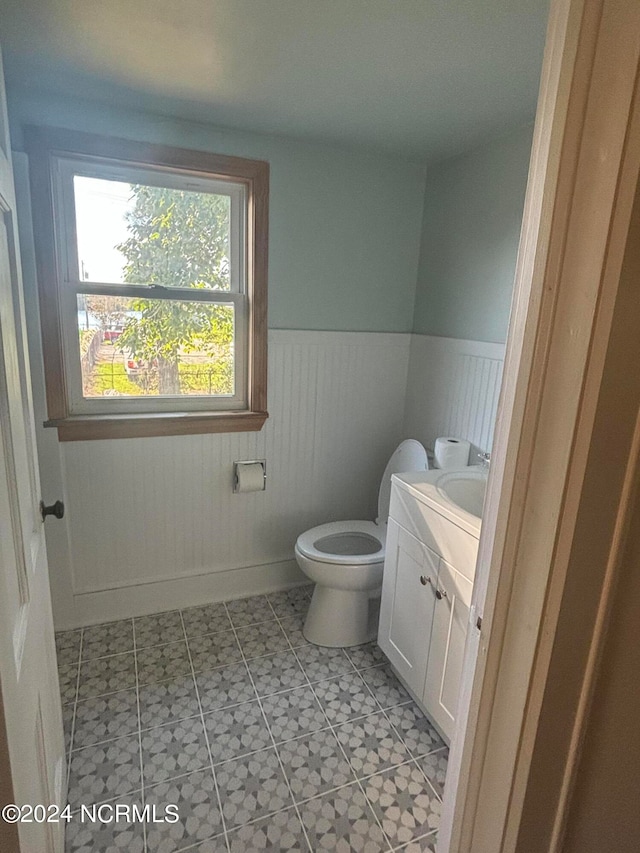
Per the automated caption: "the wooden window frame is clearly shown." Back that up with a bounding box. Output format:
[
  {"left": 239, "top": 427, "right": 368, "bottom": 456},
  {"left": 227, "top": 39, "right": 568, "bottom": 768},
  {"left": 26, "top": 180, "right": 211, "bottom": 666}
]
[{"left": 25, "top": 126, "right": 269, "bottom": 440}]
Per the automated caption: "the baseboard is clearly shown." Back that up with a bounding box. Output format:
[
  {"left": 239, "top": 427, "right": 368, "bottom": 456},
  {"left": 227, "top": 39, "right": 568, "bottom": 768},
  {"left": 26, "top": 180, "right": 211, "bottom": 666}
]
[{"left": 55, "top": 559, "right": 306, "bottom": 630}]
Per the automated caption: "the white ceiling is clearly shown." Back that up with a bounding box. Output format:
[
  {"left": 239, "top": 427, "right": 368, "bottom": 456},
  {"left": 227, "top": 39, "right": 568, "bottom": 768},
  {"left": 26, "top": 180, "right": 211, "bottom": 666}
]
[{"left": 0, "top": 0, "right": 549, "bottom": 161}]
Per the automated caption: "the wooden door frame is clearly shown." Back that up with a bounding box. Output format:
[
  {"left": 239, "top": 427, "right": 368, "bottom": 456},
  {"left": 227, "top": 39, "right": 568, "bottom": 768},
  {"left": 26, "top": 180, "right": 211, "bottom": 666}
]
[{"left": 439, "top": 0, "right": 640, "bottom": 851}]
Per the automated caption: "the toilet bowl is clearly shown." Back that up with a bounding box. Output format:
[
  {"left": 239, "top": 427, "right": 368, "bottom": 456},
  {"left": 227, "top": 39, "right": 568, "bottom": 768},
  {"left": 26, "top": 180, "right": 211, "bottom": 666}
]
[{"left": 295, "top": 439, "right": 428, "bottom": 647}]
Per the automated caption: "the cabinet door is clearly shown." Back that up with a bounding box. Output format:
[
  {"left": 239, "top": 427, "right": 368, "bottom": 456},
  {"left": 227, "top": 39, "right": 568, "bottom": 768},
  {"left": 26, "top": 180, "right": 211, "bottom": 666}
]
[
  {"left": 378, "top": 518, "right": 439, "bottom": 697},
  {"left": 423, "top": 559, "right": 473, "bottom": 741}
]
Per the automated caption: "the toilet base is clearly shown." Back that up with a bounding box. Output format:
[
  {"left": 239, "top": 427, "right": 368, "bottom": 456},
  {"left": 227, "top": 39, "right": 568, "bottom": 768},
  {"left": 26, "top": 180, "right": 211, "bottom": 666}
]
[{"left": 303, "top": 585, "right": 378, "bottom": 647}]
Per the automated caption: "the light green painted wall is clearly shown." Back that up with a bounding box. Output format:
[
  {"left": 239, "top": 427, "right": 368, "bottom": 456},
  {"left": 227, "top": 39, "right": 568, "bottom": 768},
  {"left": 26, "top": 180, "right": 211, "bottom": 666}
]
[
  {"left": 413, "top": 124, "right": 533, "bottom": 343},
  {"left": 8, "top": 87, "right": 427, "bottom": 333}
]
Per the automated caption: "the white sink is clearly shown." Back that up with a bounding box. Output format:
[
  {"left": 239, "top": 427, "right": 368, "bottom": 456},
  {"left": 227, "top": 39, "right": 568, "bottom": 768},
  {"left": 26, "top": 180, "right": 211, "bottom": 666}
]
[
  {"left": 391, "top": 466, "right": 487, "bottom": 539},
  {"left": 436, "top": 470, "right": 487, "bottom": 519}
]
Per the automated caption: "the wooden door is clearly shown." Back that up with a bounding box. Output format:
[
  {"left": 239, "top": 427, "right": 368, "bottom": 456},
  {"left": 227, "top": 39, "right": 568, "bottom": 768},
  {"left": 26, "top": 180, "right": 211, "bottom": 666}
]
[
  {"left": 378, "top": 518, "right": 438, "bottom": 697},
  {"left": 0, "top": 49, "right": 65, "bottom": 853}
]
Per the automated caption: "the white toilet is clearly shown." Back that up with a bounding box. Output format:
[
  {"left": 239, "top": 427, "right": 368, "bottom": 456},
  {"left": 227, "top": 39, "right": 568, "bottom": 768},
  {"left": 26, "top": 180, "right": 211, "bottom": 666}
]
[{"left": 295, "top": 439, "right": 428, "bottom": 647}]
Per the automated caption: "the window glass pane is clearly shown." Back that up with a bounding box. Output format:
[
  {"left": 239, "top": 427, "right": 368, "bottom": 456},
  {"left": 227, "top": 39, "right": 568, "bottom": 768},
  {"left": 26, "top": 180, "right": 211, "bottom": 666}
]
[
  {"left": 73, "top": 176, "right": 231, "bottom": 290},
  {"left": 77, "top": 294, "right": 235, "bottom": 398}
]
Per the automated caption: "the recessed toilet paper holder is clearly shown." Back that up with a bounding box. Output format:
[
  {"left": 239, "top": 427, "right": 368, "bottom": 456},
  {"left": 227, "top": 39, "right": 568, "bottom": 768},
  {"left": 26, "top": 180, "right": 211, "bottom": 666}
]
[{"left": 233, "top": 460, "right": 267, "bottom": 493}]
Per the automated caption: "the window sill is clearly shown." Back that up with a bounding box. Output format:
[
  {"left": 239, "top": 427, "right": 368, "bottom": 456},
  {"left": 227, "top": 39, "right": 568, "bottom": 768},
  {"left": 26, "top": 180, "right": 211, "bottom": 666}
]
[{"left": 44, "top": 410, "right": 269, "bottom": 441}]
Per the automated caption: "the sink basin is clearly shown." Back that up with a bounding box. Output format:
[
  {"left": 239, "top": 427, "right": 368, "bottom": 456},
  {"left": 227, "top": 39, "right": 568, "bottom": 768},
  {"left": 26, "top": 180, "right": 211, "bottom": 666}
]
[{"left": 437, "top": 470, "right": 487, "bottom": 519}]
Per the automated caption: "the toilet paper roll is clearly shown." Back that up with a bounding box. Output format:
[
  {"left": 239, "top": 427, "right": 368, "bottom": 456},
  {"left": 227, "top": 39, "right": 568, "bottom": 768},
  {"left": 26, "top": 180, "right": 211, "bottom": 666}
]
[
  {"left": 234, "top": 461, "right": 266, "bottom": 493},
  {"left": 434, "top": 437, "right": 470, "bottom": 469}
]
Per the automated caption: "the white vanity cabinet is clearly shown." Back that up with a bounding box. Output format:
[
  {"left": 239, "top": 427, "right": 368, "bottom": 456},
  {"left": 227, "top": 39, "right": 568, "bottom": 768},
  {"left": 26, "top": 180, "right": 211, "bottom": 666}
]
[
  {"left": 422, "top": 558, "right": 473, "bottom": 737},
  {"left": 380, "top": 519, "right": 440, "bottom": 698},
  {"left": 378, "top": 471, "right": 480, "bottom": 742}
]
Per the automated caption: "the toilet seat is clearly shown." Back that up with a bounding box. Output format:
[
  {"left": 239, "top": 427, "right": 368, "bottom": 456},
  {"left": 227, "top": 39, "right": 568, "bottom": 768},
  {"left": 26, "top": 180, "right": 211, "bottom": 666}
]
[{"left": 296, "top": 520, "right": 386, "bottom": 566}]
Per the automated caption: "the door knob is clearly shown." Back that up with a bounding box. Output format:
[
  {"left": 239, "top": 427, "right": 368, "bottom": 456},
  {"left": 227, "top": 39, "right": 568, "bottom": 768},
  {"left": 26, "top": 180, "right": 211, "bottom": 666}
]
[
  {"left": 420, "top": 576, "right": 432, "bottom": 586},
  {"left": 40, "top": 500, "right": 65, "bottom": 521}
]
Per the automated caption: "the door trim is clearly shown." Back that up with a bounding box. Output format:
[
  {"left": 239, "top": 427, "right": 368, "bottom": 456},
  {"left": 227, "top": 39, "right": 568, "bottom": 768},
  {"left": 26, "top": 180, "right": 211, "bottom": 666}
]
[
  {"left": 0, "top": 692, "right": 19, "bottom": 853},
  {"left": 439, "top": 0, "right": 640, "bottom": 850}
]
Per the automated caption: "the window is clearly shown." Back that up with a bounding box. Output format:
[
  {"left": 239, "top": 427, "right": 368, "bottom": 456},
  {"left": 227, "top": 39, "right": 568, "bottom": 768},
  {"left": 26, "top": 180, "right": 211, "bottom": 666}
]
[{"left": 26, "top": 128, "right": 269, "bottom": 440}]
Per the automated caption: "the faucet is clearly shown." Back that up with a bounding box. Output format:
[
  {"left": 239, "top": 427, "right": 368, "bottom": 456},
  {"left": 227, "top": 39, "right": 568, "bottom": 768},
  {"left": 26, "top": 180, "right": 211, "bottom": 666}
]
[{"left": 479, "top": 451, "right": 491, "bottom": 470}]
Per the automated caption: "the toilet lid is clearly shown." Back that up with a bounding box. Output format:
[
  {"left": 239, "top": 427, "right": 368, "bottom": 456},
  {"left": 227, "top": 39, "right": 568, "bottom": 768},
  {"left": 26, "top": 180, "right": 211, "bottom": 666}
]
[{"left": 377, "top": 439, "right": 428, "bottom": 524}]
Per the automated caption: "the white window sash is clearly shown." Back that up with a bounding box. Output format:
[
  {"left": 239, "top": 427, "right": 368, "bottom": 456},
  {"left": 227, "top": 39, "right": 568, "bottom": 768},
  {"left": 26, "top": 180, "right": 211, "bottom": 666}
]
[
  {"left": 63, "top": 289, "right": 247, "bottom": 415},
  {"left": 51, "top": 155, "right": 249, "bottom": 415}
]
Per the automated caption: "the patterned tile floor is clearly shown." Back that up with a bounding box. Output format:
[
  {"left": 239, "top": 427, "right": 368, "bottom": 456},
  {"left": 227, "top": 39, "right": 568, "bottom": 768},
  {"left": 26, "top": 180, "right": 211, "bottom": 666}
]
[{"left": 56, "top": 587, "right": 448, "bottom": 853}]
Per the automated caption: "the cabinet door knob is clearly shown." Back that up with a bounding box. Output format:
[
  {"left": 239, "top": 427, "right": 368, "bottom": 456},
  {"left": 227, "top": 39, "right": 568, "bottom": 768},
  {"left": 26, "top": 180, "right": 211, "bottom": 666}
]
[
  {"left": 420, "top": 575, "right": 432, "bottom": 586},
  {"left": 435, "top": 588, "right": 447, "bottom": 600}
]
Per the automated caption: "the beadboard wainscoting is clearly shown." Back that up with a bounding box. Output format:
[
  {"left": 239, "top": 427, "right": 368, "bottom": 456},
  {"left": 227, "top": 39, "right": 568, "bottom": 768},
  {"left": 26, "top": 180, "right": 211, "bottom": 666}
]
[
  {"left": 49, "top": 331, "right": 412, "bottom": 628},
  {"left": 403, "top": 334, "right": 506, "bottom": 460}
]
